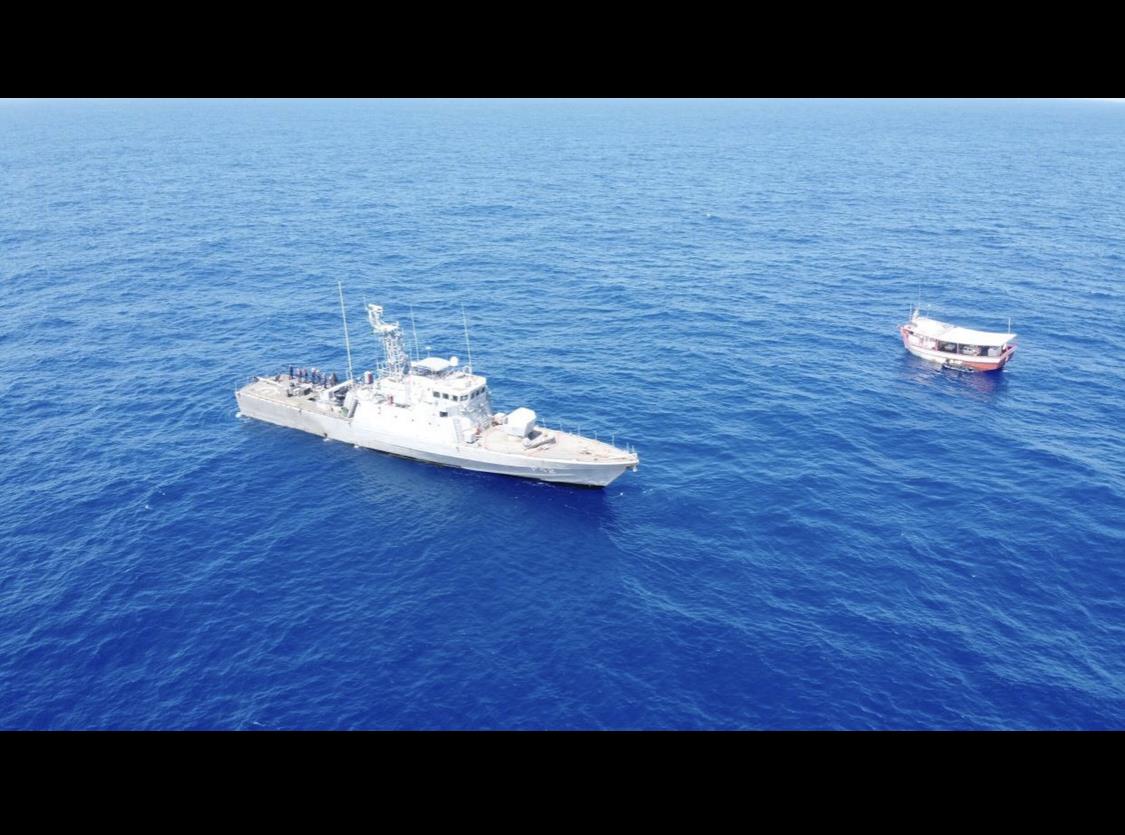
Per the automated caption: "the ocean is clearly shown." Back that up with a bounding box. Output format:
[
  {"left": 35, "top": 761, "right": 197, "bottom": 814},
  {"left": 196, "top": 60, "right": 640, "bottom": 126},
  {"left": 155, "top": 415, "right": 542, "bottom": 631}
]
[{"left": 1, "top": 98, "right": 1123, "bottom": 729}]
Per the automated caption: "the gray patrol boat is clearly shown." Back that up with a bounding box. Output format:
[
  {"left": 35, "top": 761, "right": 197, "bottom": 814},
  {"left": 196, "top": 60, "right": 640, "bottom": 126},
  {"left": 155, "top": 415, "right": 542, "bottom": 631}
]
[{"left": 235, "top": 290, "right": 639, "bottom": 487}]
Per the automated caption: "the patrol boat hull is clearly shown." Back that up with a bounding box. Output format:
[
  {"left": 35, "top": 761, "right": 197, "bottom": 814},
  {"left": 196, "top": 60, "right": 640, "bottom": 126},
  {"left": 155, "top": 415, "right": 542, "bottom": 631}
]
[{"left": 236, "top": 379, "right": 636, "bottom": 488}]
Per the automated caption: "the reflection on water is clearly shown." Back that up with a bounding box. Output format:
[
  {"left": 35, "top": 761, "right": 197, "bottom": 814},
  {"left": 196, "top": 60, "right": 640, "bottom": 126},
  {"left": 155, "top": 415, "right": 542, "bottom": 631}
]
[{"left": 897, "top": 353, "right": 1011, "bottom": 401}]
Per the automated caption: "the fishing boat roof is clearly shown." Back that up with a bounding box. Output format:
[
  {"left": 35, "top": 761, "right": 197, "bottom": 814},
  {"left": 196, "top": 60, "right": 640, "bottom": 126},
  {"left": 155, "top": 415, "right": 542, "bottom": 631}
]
[{"left": 911, "top": 316, "right": 1016, "bottom": 347}]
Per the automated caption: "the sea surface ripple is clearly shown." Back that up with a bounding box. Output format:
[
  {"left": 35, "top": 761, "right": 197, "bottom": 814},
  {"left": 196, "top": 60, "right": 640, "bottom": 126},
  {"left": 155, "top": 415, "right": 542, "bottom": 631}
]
[{"left": 1, "top": 99, "right": 1123, "bottom": 728}]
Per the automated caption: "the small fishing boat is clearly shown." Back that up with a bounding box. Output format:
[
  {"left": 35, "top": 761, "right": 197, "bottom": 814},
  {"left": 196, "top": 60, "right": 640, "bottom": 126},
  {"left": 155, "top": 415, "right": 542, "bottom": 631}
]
[{"left": 899, "top": 308, "right": 1017, "bottom": 372}]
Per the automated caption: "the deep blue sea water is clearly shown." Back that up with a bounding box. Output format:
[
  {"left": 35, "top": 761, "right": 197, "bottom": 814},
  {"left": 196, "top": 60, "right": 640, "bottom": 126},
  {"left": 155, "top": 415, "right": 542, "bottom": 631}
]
[{"left": 2, "top": 99, "right": 1124, "bottom": 729}]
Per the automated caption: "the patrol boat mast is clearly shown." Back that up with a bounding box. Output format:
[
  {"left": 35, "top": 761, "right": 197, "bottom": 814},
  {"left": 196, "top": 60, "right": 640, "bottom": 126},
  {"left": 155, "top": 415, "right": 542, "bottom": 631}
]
[
  {"left": 338, "top": 281, "right": 354, "bottom": 385},
  {"left": 367, "top": 303, "right": 409, "bottom": 380}
]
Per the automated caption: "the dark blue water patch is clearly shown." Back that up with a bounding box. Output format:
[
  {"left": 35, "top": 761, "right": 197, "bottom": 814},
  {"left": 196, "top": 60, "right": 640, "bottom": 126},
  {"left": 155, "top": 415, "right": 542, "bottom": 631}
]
[{"left": 1, "top": 99, "right": 1124, "bottom": 729}]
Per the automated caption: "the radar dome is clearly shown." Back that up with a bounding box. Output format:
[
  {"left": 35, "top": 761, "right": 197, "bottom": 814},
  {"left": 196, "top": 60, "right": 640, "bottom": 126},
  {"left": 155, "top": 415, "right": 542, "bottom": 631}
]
[{"left": 449, "top": 356, "right": 460, "bottom": 366}]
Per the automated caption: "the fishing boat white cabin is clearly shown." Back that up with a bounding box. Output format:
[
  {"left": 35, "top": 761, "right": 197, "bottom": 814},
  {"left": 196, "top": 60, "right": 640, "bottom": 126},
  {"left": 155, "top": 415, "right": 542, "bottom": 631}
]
[{"left": 899, "top": 308, "right": 1017, "bottom": 372}]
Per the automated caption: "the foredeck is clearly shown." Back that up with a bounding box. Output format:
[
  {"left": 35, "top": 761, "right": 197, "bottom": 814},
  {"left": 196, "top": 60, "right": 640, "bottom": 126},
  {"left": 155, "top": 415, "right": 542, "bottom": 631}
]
[{"left": 481, "top": 426, "right": 636, "bottom": 464}]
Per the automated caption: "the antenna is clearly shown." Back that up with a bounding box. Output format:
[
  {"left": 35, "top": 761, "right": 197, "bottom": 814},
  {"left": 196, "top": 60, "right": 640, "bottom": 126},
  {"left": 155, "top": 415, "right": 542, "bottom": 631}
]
[
  {"left": 461, "top": 303, "right": 474, "bottom": 373},
  {"left": 338, "top": 281, "right": 355, "bottom": 383},
  {"left": 410, "top": 304, "right": 421, "bottom": 360}
]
